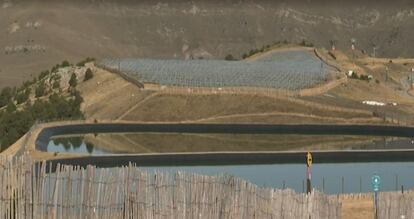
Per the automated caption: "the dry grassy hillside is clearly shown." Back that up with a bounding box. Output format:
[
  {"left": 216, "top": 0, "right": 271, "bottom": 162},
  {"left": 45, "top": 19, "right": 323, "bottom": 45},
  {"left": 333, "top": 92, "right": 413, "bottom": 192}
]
[
  {"left": 76, "top": 45, "right": 414, "bottom": 125},
  {"left": 2, "top": 0, "right": 414, "bottom": 88},
  {"left": 77, "top": 66, "right": 378, "bottom": 124}
]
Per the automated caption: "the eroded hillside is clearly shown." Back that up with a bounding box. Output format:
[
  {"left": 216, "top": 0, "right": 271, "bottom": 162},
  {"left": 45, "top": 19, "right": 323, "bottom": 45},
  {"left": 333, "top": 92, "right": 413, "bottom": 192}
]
[{"left": 1, "top": 0, "right": 414, "bottom": 88}]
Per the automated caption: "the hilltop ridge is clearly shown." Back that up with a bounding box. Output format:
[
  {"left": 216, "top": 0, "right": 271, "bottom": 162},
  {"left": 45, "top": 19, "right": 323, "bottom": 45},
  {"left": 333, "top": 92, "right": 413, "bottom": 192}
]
[{"left": 2, "top": 0, "right": 414, "bottom": 87}]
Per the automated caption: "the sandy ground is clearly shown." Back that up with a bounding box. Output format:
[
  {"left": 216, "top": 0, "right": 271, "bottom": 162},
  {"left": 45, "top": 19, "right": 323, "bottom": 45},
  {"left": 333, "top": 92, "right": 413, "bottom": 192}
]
[{"left": 341, "top": 195, "right": 374, "bottom": 219}]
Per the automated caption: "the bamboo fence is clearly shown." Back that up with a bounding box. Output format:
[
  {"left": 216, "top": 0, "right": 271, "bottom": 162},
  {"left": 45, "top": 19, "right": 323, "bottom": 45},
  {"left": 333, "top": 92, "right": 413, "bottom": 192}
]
[{"left": 0, "top": 156, "right": 341, "bottom": 219}]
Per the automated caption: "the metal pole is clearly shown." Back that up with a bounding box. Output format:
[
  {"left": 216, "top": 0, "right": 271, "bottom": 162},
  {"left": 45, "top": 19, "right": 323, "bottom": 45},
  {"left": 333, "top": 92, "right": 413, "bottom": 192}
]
[
  {"left": 322, "top": 177, "right": 325, "bottom": 193},
  {"left": 374, "top": 191, "right": 378, "bottom": 219},
  {"left": 395, "top": 175, "right": 399, "bottom": 191},
  {"left": 306, "top": 166, "right": 312, "bottom": 193},
  {"left": 302, "top": 180, "right": 305, "bottom": 193}
]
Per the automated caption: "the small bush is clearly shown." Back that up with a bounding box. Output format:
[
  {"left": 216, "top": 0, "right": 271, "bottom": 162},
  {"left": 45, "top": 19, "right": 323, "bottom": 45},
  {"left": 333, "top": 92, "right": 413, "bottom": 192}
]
[
  {"left": 84, "top": 68, "right": 94, "bottom": 81},
  {"left": 15, "top": 89, "right": 30, "bottom": 104},
  {"left": 375, "top": 79, "right": 380, "bottom": 84},
  {"left": 0, "top": 87, "right": 13, "bottom": 108},
  {"left": 69, "top": 73, "right": 77, "bottom": 87},
  {"left": 77, "top": 57, "right": 96, "bottom": 67},
  {"left": 61, "top": 60, "right": 70, "bottom": 68},
  {"left": 52, "top": 80, "right": 60, "bottom": 89},
  {"left": 38, "top": 70, "right": 50, "bottom": 81},
  {"left": 225, "top": 54, "right": 236, "bottom": 61},
  {"left": 35, "top": 83, "right": 46, "bottom": 98},
  {"left": 6, "top": 101, "right": 16, "bottom": 113}
]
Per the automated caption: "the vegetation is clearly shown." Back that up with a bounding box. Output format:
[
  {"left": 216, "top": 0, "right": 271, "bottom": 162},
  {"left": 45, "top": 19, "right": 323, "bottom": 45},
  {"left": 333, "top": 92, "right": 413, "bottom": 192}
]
[
  {"left": 299, "top": 39, "right": 314, "bottom": 47},
  {"left": 77, "top": 57, "right": 96, "bottom": 67},
  {"left": 15, "top": 88, "right": 30, "bottom": 104},
  {"left": 84, "top": 68, "right": 94, "bottom": 81},
  {"left": 69, "top": 73, "right": 77, "bottom": 87},
  {"left": 0, "top": 60, "right": 85, "bottom": 151},
  {"left": 225, "top": 54, "right": 236, "bottom": 61},
  {"left": 51, "top": 60, "right": 72, "bottom": 73},
  {"left": 61, "top": 60, "right": 71, "bottom": 68},
  {"left": 38, "top": 70, "right": 50, "bottom": 81},
  {"left": 35, "top": 82, "right": 47, "bottom": 97},
  {"left": 0, "top": 87, "right": 13, "bottom": 108},
  {"left": 240, "top": 40, "right": 295, "bottom": 59}
]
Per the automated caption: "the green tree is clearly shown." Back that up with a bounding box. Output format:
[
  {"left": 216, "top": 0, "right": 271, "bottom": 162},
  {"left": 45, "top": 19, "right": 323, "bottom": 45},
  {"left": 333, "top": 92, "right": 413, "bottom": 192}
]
[
  {"left": 69, "top": 73, "right": 77, "bottom": 87},
  {"left": 0, "top": 87, "right": 12, "bottom": 107},
  {"left": 61, "top": 60, "right": 70, "bottom": 68},
  {"left": 77, "top": 57, "right": 96, "bottom": 67},
  {"left": 84, "top": 68, "right": 94, "bottom": 81},
  {"left": 15, "top": 88, "right": 31, "bottom": 104},
  {"left": 6, "top": 101, "right": 16, "bottom": 113},
  {"left": 38, "top": 70, "right": 50, "bottom": 81},
  {"left": 35, "top": 83, "right": 46, "bottom": 98}
]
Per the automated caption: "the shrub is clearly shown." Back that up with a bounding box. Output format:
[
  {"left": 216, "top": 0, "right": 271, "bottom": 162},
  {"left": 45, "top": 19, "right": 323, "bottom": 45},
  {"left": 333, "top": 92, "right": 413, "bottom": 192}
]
[
  {"left": 35, "top": 83, "right": 46, "bottom": 98},
  {"left": 52, "top": 80, "right": 60, "bottom": 89},
  {"left": 5, "top": 101, "right": 16, "bottom": 113},
  {"left": 84, "top": 68, "right": 94, "bottom": 81},
  {"left": 15, "top": 89, "right": 30, "bottom": 104},
  {"left": 0, "top": 87, "right": 13, "bottom": 108},
  {"left": 69, "top": 73, "right": 77, "bottom": 87},
  {"left": 225, "top": 54, "right": 236, "bottom": 61},
  {"left": 77, "top": 57, "right": 96, "bottom": 67},
  {"left": 61, "top": 60, "right": 70, "bottom": 68},
  {"left": 38, "top": 70, "right": 50, "bottom": 81}
]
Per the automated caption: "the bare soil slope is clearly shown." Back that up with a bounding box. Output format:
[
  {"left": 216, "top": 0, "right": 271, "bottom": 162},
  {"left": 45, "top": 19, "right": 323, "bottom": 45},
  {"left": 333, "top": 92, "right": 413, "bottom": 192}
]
[{"left": 2, "top": 0, "right": 414, "bottom": 88}]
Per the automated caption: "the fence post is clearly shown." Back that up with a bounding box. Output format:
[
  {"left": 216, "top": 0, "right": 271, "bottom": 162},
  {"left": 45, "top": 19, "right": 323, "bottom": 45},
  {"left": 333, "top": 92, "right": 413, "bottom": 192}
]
[
  {"left": 322, "top": 177, "right": 325, "bottom": 193},
  {"left": 395, "top": 175, "right": 399, "bottom": 191}
]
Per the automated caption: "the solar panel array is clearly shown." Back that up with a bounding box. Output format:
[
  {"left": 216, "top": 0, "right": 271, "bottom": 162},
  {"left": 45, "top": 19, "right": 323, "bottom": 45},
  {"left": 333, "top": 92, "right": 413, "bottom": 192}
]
[{"left": 100, "top": 51, "right": 334, "bottom": 90}]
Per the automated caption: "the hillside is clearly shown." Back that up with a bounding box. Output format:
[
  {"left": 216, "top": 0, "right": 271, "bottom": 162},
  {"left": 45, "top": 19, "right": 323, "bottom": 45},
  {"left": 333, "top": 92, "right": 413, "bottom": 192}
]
[
  {"left": 76, "top": 46, "right": 414, "bottom": 127},
  {"left": 2, "top": 0, "right": 414, "bottom": 88}
]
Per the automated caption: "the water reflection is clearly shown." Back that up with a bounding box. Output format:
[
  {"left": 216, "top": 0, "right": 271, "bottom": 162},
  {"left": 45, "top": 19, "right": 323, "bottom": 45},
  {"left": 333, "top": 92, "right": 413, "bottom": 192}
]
[
  {"left": 48, "top": 136, "right": 108, "bottom": 154},
  {"left": 48, "top": 133, "right": 414, "bottom": 155}
]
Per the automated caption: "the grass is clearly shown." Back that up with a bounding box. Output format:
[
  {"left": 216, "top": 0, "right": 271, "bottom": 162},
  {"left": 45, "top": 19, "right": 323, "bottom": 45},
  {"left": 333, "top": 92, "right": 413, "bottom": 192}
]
[{"left": 79, "top": 133, "right": 385, "bottom": 154}]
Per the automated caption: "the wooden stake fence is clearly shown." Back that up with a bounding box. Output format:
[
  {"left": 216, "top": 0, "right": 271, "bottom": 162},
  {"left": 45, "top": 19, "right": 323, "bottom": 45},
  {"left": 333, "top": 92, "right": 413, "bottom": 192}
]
[
  {"left": 378, "top": 191, "right": 414, "bottom": 219},
  {"left": 0, "top": 156, "right": 340, "bottom": 219}
]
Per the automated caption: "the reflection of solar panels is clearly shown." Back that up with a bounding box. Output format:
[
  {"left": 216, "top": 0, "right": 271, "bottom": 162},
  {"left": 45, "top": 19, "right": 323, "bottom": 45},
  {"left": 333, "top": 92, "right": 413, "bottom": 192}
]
[{"left": 100, "top": 51, "right": 334, "bottom": 90}]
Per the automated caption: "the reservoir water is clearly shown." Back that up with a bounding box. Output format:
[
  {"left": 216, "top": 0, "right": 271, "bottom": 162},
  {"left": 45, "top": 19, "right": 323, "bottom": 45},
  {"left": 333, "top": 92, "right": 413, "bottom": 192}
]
[
  {"left": 45, "top": 133, "right": 414, "bottom": 194},
  {"left": 143, "top": 162, "right": 414, "bottom": 194}
]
